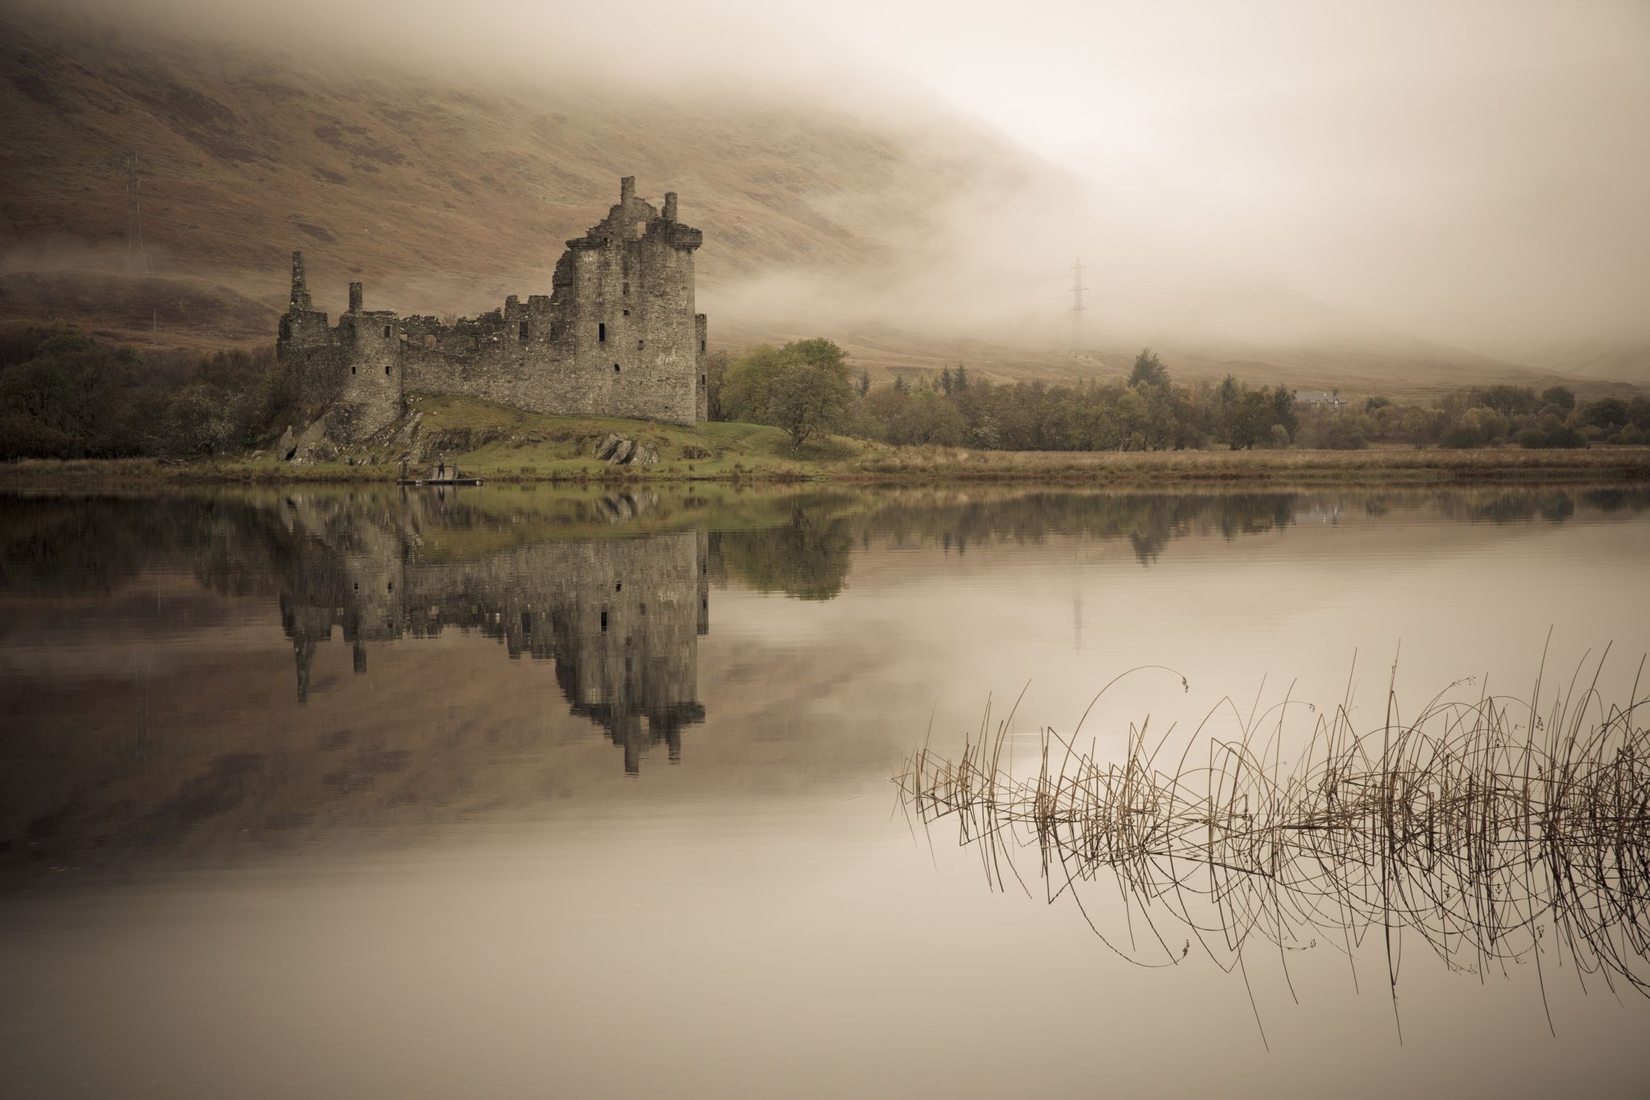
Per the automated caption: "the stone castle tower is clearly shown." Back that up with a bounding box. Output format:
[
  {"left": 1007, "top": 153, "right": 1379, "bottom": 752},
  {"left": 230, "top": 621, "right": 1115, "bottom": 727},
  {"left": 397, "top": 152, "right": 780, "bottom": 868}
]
[{"left": 277, "top": 177, "right": 708, "bottom": 442}]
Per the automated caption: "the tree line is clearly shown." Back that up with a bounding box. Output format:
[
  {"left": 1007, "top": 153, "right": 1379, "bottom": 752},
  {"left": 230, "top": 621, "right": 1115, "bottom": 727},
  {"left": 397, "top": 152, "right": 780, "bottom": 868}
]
[
  {"left": 710, "top": 342, "right": 1650, "bottom": 451},
  {"left": 0, "top": 327, "right": 303, "bottom": 461},
  {"left": 4, "top": 326, "right": 1647, "bottom": 460}
]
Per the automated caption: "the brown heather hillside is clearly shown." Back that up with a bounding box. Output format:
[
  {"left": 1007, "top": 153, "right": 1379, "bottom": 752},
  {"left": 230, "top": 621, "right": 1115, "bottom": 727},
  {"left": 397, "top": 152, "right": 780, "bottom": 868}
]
[
  {"left": 0, "top": 15, "right": 1634, "bottom": 398},
  {"left": 1, "top": 16, "right": 1029, "bottom": 311}
]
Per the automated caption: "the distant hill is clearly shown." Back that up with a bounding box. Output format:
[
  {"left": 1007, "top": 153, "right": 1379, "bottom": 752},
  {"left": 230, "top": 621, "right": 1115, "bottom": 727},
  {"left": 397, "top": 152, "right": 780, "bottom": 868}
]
[
  {"left": 1, "top": 13, "right": 1632, "bottom": 398},
  {"left": 1547, "top": 345, "right": 1650, "bottom": 388},
  {"left": 1, "top": 14, "right": 1026, "bottom": 302}
]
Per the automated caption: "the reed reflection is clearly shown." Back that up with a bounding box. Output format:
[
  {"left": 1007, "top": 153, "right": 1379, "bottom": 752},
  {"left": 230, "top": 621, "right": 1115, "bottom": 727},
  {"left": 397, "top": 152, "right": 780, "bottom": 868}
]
[{"left": 896, "top": 662, "right": 1650, "bottom": 1039}]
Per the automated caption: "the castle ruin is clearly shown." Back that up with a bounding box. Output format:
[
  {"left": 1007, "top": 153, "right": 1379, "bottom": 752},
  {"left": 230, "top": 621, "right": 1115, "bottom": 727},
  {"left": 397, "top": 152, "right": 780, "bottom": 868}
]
[{"left": 278, "top": 176, "right": 708, "bottom": 442}]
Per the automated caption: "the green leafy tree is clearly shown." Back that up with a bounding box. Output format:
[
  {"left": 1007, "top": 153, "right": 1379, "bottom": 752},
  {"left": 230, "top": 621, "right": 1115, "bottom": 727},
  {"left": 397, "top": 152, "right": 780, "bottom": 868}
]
[
  {"left": 1225, "top": 389, "right": 1276, "bottom": 450},
  {"left": 723, "top": 338, "right": 853, "bottom": 450},
  {"left": 1270, "top": 386, "right": 1297, "bottom": 440},
  {"left": 1540, "top": 385, "right": 1576, "bottom": 412},
  {"left": 1128, "top": 348, "right": 1169, "bottom": 388},
  {"left": 1577, "top": 397, "right": 1630, "bottom": 430},
  {"left": 704, "top": 349, "right": 733, "bottom": 421},
  {"left": 718, "top": 345, "right": 788, "bottom": 423},
  {"left": 1218, "top": 374, "right": 1239, "bottom": 407}
]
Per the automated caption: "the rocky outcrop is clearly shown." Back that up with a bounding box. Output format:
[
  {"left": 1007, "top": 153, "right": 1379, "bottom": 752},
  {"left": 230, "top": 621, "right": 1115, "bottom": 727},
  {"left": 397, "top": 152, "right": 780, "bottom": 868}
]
[{"left": 595, "top": 433, "right": 658, "bottom": 466}]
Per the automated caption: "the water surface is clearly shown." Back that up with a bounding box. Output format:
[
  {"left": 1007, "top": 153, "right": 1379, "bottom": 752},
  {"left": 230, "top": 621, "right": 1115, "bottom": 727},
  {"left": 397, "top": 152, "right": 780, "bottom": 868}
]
[{"left": 2, "top": 485, "right": 1647, "bottom": 1097}]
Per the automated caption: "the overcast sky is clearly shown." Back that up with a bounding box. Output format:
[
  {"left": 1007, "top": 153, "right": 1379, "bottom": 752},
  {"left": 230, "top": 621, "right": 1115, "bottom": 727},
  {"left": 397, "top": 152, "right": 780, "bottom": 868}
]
[{"left": 40, "top": 0, "right": 1650, "bottom": 356}]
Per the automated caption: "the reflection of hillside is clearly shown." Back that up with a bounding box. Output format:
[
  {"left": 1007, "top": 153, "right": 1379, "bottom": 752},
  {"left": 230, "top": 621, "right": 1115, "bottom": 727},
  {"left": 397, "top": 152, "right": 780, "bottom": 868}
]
[{"left": 277, "top": 494, "right": 710, "bottom": 775}]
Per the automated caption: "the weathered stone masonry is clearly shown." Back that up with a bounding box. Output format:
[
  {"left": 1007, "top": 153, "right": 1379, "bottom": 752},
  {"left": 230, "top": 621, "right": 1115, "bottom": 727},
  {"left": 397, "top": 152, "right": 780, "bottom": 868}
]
[{"left": 277, "top": 177, "right": 709, "bottom": 441}]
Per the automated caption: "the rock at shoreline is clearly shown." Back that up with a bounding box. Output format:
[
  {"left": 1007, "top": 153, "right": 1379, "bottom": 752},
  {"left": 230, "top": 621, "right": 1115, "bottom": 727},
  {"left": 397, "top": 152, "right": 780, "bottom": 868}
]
[{"left": 595, "top": 433, "right": 658, "bottom": 466}]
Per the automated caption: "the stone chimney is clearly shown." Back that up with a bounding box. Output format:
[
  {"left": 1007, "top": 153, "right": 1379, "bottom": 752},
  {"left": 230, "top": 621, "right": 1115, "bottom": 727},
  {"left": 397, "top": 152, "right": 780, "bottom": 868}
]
[
  {"left": 348, "top": 281, "right": 363, "bottom": 313},
  {"left": 290, "top": 251, "right": 312, "bottom": 311},
  {"left": 620, "top": 175, "right": 636, "bottom": 203},
  {"left": 662, "top": 192, "right": 678, "bottom": 222}
]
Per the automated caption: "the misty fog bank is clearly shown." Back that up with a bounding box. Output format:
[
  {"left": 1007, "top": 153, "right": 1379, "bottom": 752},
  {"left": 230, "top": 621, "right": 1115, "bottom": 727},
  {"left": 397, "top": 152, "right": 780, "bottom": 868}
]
[{"left": 7, "top": 0, "right": 1650, "bottom": 368}]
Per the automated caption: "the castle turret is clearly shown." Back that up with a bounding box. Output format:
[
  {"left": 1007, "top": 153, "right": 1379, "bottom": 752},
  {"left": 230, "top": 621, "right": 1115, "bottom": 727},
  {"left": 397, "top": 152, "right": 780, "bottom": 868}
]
[
  {"left": 662, "top": 192, "right": 678, "bottom": 222},
  {"left": 620, "top": 175, "right": 636, "bottom": 203},
  {"left": 348, "top": 281, "right": 363, "bottom": 314},
  {"left": 278, "top": 250, "right": 331, "bottom": 362},
  {"left": 290, "top": 251, "right": 312, "bottom": 311}
]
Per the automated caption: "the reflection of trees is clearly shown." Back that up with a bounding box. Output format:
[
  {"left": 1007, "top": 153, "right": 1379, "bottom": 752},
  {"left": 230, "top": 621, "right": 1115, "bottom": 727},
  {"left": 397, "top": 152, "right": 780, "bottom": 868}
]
[
  {"left": 713, "top": 506, "right": 854, "bottom": 601},
  {"left": 845, "top": 492, "right": 1301, "bottom": 569},
  {"left": 794, "top": 486, "right": 1650, "bottom": 576},
  {"left": 899, "top": 667, "right": 1650, "bottom": 1035}
]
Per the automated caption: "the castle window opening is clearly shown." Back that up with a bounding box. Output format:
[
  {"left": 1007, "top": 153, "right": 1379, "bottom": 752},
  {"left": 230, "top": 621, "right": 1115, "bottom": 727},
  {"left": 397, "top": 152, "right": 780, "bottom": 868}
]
[
  {"left": 384, "top": 363, "right": 390, "bottom": 375},
  {"left": 623, "top": 282, "right": 630, "bottom": 296},
  {"left": 622, "top": 309, "right": 630, "bottom": 317},
  {"left": 700, "top": 374, "right": 706, "bottom": 387},
  {"left": 615, "top": 582, "right": 622, "bottom": 593},
  {"left": 351, "top": 364, "right": 356, "bottom": 375},
  {"left": 637, "top": 339, "right": 644, "bottom": 350},
  {"left": 598, "top": 322, "right": 606, "bottom": 343},
  {"left": 613, "top": 363, "right": 621, "bottom": 373},
  {"left": 519, "top": 321, "right": 529, "bottom": 340},
  {"left": 383, "top": 325, "right": 392, "bottom": 338},
  {"left": 600, "top": 610, "right": 609, "bottom": 634},
  {"left": 700, "top": 339, "right": 707, "bottom": 353}
]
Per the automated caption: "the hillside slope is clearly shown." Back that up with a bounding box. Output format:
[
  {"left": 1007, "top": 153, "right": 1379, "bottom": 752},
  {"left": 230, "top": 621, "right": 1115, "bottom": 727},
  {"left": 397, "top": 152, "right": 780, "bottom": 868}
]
[{"left": 2, "top": 15, "right": 1025, "bottom": 309}]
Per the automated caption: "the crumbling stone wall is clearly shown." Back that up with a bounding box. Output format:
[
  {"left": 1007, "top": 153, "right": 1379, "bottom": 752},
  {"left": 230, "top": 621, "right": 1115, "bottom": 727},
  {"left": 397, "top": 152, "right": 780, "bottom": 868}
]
[{"left": 276, "top": 177, "right": 707, "bottom": 444}]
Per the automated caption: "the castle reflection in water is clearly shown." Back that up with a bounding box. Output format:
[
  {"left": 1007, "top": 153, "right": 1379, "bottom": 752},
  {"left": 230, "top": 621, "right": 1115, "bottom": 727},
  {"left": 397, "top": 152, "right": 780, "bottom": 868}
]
[{"left": 277, "top": 492, "right": 710, "bottom": 775}]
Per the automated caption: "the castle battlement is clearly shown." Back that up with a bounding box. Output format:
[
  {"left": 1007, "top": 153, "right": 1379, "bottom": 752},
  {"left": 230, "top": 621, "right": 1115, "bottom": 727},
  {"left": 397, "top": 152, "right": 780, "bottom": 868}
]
[{"left": 277, "top": 176, "right": 709, "bottom": 443}]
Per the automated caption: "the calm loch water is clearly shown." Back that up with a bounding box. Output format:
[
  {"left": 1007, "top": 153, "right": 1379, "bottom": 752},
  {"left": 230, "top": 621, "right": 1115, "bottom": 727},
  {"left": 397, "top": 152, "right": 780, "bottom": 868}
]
[{"left": 2, "top": 485, "right": 1648, "bottom": 1098}]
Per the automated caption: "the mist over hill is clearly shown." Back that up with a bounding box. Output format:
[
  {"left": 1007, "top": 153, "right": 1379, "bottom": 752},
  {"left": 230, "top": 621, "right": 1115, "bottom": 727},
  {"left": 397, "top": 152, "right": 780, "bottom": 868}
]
[{"left": 1, "top": 8, "right": 1639, "bottom": 395}]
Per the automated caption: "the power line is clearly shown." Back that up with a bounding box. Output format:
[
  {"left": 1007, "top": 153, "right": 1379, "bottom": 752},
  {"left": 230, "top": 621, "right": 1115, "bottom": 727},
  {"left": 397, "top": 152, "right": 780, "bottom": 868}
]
[
  {"left": 125, "top": 152, "right": 148, "bottom": 275},
  {"left": 1069, "top": 258, "right": 1087, "bottom": 348}
]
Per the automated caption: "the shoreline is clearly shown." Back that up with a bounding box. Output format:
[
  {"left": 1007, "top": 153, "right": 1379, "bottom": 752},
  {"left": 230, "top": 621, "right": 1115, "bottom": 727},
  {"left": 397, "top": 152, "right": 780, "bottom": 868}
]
[{"left": 4, "top": 445, "right": 1650, "bottom": 491}]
